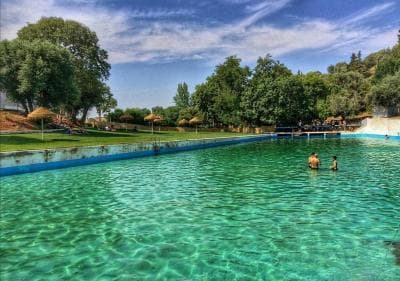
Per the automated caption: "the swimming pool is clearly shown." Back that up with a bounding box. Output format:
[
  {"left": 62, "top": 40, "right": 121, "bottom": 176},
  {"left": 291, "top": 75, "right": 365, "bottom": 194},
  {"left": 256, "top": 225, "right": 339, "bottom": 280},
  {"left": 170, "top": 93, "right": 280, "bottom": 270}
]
[{"left": 1, "top": 138, "right": 399, "bottom": 280}]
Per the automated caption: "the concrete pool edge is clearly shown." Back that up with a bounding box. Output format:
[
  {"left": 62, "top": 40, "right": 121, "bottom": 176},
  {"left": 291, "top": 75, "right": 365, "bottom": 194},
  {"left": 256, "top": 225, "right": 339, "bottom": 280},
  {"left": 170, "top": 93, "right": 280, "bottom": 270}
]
[{"left": 0, "top": 134, "right": 275, "bottom": 177}]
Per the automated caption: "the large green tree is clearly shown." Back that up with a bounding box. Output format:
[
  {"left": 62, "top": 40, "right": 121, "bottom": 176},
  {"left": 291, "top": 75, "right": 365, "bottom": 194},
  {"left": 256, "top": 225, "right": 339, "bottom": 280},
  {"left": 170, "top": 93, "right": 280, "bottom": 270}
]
[
  {"left": 0, "top": 39, "right": 78, "bottom": 113},
  {"left": 374, "top": 43, "right": 400, "bottom": 81},
  {"left": 252, "top": 55, "right": 292, "bottom": 82},
  {"left": 240, "top": 76, "right": 276, "bottom": 126},
  {"left": 192, "top": 56, "right": 250, "bottom": 126},
  {"left": 348, "top": 51, "right": 368, "bottom": 77},
  {"left": 191, "top": 82, "right": 215, "bottom": 124},
  {"left": 173, "top": 82, "right": 190, "bottom": 110},
  {"left": 17, "top": 17, "right": 111, "bottom": 122},
  {"left": 367, "top": 71, "right": 400, "bottom": 108},
  {"left": 241, "top": 58, "right": 311, "bottom": 126},
  {"left": 96, "top": 86, "right": 117, "bottom": 118},
  {"left": 273, "top": 76, "right": 309, "bottom": 125},
  {"left": 240, "top": 55, "right": 291, "bottom": 125},
  {"left": 301, "top": 71, "right": 329, "bottom": 119},
  {"left": 326, "top": 70, "right": 370, "bottom": 116}
]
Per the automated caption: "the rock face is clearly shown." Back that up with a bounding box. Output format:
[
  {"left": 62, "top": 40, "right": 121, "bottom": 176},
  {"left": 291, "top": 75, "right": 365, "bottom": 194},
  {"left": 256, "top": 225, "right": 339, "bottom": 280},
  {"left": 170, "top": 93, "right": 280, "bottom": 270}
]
[
  {"left": 356, "top": 117, "right": 400, "bottom": 136},
  {"left": 385, "top": 241, "right": 400, "bottom": 265}
]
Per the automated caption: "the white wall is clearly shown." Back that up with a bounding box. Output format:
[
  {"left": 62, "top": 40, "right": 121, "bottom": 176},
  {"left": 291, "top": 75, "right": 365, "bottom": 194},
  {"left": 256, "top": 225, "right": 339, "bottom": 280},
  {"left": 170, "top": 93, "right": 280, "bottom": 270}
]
[{"left": 357, "top": 117, "right": 400, "bottom": 136}]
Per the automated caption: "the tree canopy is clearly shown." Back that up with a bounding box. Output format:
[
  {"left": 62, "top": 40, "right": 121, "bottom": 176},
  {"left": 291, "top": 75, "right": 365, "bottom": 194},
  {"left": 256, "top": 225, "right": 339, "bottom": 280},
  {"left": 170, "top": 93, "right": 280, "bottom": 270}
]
[
  {"left": 367, "top": 71, "right": 400, "bottom": 107},
  {"left": 5, "top": 17, "right": 114, "bottom": 121},
  {"left": 174, "top": 82, "right": 190, "bottom": 110},
  {"left": 191, "top": 56, "right": 250, "bottom": 126},
  {"left": 0, "top": 39, "right": 78, "bottom": 113},
  {"left": 188, "top": 33, "right": 400, "bottom": 126}
]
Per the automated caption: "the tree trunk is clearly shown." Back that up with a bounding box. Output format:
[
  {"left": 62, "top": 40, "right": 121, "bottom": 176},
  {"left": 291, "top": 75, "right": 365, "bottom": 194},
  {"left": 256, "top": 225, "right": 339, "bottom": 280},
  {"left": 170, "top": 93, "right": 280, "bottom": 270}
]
[
  {"left": 27, "top": 98, "right": 34, "bottom": 112},
  {"left": 21, "top": 102, "right": 29, "bottom": 114},
  {"left": 70, "top": 110, "right": 78, "bottom": 124},
  {"left": 80, "top": 107, "right": 89, "bottom": 124}
]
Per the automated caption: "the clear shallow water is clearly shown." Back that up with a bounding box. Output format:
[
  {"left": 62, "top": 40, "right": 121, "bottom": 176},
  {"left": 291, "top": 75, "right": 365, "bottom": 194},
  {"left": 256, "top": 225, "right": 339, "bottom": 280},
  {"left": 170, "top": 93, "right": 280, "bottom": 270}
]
[{"left": 1, "top": 138, "right": 400, "bottom": 281}]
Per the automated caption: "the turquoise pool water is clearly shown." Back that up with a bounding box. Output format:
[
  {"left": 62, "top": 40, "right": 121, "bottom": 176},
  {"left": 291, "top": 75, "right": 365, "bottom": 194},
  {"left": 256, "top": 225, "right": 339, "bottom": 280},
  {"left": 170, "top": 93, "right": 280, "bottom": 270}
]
[{"left": 1, "top": 138, "right": 400, "bottom": 280}]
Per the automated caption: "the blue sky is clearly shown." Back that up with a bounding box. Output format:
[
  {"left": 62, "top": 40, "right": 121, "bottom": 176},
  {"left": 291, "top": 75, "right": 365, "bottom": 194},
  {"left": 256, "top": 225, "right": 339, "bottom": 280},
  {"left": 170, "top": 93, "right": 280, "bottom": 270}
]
[{"left": 1, "top": 0, "right": 399, "bottom": 109}]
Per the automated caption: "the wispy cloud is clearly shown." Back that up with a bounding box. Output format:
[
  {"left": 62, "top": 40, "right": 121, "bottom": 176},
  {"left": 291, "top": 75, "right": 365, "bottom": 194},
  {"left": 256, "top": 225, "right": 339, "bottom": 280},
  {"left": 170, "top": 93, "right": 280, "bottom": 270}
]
[
  {"left": 128, "top": 9, "right": 194, "bottom": 19},
  {"left": 1, "top": 0, "right": 398, "bottom": 65},
  {"left": 341, "top": 2, "right": 395, "bottom": 26},
  {"left": 239, "top": 0, "right": 292, "bottom": 28}
]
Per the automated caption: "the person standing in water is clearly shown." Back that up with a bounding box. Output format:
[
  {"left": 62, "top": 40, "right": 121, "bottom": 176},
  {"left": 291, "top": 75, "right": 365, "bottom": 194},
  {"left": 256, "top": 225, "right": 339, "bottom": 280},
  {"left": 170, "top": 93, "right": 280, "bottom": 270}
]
[
  {"left": 330, "top": 156, "right": 338, "bottom": 171},
  {"left": 308, "top": 152, "right": 315, "bottom": 168},
  {"left": 308, "top": 152, "right": 320, "bottom": 169}
]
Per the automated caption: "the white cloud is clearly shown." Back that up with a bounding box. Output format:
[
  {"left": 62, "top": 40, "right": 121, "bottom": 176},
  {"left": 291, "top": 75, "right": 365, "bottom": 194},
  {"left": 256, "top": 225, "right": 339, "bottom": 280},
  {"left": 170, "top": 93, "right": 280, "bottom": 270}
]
[
  {"left": 0, "top": 0, "right": 397, "bottom": 65},
  {"left": 128, "top": 8, "right": 194, "bottom": 19},
  {"left": 341, "top": 2, "right": 395, "bottom": 26},
  {"left": 238, "top": 0, "right": 292, "bottom": 28},
  {"left": 355, "top": 28, "right": 398, "bottom": 53}
]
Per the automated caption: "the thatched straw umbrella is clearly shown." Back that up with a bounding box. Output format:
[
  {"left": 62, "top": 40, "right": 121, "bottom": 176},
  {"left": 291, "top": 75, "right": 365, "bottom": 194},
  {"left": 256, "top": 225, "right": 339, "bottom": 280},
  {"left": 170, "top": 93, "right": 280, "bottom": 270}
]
[
  {"left": 120, "top": 114, "right": 133, "bottom": 131},
  {"left": 28, "top": 107, "right": 56, "bottom": 141},
  {"left": 325, "top": 116, "right": 343, "bottom": 124},
  {"left": 189, "top": 116, "right": 202, "bottom": 134},
  {"left": 178, "top": 119, "right": 188, "bottom": 127},
  {"left": 144, "top": 113, "right": 158, "bottom": 134},
  {"left": 154, "top": 116, "right": 163, "bottom": 132},
  {"left": 154, "top": 116, "right": 162, "bottom": 123}
]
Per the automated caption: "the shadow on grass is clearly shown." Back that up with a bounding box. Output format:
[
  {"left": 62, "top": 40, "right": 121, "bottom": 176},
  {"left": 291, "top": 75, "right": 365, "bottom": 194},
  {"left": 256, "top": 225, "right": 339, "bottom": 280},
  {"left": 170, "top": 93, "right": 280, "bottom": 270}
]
[
  {"left": 49, "top": 138, "right": 79, "bottom": 142},
  {"left": 83, "top": 130, "right": 138, "bottom": 138},
  {"left": 136, "top": 130, "right": 168, "bottom": 135},
  {"left": 84, "top": 129, "right": 168, "bottom": 137},
  {"left": 0, "top": 135, "right": 82, "bottom": 145},
  {"left": 0, "top": 135, "right": 46, "bottom": 145}
]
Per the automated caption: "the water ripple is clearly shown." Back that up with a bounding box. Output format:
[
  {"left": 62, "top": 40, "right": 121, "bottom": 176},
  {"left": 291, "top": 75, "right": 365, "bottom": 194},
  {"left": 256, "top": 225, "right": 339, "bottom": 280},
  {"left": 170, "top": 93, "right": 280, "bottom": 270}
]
[{"left": 1, "top": 139, "right": 400, "bottom": 280}]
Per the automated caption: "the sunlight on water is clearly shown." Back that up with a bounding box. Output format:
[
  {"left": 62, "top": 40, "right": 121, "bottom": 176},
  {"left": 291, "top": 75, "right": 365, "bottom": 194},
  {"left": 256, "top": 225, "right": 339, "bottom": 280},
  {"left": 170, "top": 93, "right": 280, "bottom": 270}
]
[{"left": 1, "top": 139, "right": 400, "bottom": 280}]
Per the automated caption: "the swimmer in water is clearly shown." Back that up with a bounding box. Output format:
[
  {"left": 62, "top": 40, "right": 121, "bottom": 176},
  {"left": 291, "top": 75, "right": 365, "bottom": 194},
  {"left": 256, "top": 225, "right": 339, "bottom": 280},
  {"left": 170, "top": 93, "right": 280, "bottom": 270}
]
[
  {"left": 308, "top": 152, "right": 315, "bottom": 168},
  {"left": 309, "top": 153, "right": 320, "bottom": 169},
  {"left": 330, "top": 156, "right": 338, "bottom": 171}
]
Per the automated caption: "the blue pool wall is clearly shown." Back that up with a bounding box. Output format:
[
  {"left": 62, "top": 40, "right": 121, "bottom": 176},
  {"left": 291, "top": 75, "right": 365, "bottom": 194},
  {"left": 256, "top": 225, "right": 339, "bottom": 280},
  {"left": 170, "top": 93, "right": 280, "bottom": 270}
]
[
  {"left": 1, "top": 133, "right": 399, "bottom": 177},
  {"left": 341, "top": 133, "right": 400, "bottom": 140},
  {"left": 0, "top": 134, "right": 274, "bottom": 177}
]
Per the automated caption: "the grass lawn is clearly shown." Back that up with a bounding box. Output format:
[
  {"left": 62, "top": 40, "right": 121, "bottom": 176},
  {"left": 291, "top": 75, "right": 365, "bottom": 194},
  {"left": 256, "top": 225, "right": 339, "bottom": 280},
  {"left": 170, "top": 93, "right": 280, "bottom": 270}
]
[{"left": 0, "top": 129, "right": 249, "bottom": 152}]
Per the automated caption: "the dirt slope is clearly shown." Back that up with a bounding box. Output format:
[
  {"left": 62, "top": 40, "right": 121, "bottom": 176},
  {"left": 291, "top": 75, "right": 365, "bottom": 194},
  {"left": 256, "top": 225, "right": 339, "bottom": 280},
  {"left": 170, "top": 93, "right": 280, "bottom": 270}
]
[{"left": 0, "top": 110, "right": 38, "bottom": 132}]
